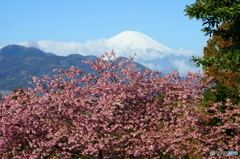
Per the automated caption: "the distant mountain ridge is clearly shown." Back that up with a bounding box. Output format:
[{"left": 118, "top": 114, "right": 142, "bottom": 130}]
[
  {"left": 0, "top": 45, "right": 48, "bottom": 57},
  {"left": 0, "top": 44, "right": 147, "bottom": 91}
]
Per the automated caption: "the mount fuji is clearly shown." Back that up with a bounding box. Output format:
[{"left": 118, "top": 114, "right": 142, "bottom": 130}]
[
  {"left": 15, "top": 31, "right": 201, "bottom": 76},
  {"left": 106, "top": 31, "right": 199, "bottom": 75},
  {"left": 107, "top": 31, "right": 178, "bottom": 56}
]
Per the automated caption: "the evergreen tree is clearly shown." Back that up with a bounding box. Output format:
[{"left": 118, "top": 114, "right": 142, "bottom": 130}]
[{"left": 184, "top": 0, "right": 240, "bottom": 104}]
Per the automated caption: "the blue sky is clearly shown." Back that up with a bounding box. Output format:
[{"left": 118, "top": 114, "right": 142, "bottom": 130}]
[{"left": 1, "top": 0, "right": 209, "bottom": 55}]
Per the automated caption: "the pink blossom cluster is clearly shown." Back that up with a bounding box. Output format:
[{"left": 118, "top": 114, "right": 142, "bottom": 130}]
[{"left": 0, "top": 51, "right": 239, "bottom": 158}]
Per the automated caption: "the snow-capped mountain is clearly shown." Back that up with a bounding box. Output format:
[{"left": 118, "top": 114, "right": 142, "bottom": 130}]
[
  {"left": 106, "top": 31, "right": 181, "bottom": 61},
  {"left": 106, "top": 31, "right": 199, "bottom": 75},
  {"left": 107, "top": 31, "right": 179, "bottom": 56}
]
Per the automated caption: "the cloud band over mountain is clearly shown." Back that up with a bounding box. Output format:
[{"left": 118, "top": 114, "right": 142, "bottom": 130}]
[{"left": 15, "top": 31, "right": 202, "bottom": 75}]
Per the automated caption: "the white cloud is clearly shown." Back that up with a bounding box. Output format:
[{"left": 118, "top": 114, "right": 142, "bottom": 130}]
[
  {"left": 15, "top": 39, "right": 203, "bottom": 76},
  {"left": 171, "top": 59, "right": 202, "bottom": 76},
  {"left": 135, "top": 49, "right": 166, "bottom": 60},
  {"left": 177, "top": 47, "right": 203, "bottom": 57},
  {"left": 18, "top": 39, "right": 111, "bottom": 57},
  {"left": 17, "top": 41, "right": 200, "bottom": 62},
  {"left": 138, "top": 59, "right": 202, "bottom": 76},
  {"left": 138, "top": 61, "right": 164, "bottom": 71},
  {"left": 17, "top": 39, "right": 166, "bottom": 61},
  {"left": 107, "top": 47, "right": 166, "bottom": 61}
]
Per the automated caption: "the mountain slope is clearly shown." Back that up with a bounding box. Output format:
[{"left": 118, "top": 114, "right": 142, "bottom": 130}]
[
  {"left": 0, "top": 45, "right": 147, "bottom": 91},
  {"left": 0, "top": 45, "right": 26, "bottom": 57},
  {"left": 0, "top": 45, "right": 48, "bottom": 57}
]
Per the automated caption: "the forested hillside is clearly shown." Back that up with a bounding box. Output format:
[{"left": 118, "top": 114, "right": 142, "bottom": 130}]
[{"left": 0, "top": 45, "right": 146, "bottom": 91}]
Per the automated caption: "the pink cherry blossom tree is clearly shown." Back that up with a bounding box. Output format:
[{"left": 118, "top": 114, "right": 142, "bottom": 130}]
[{"left": 0, "top": 51, "right": 239, "bottom": 158}]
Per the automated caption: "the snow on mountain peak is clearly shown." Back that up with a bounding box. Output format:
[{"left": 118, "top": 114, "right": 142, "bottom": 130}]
[{"left": 107, "top": 31, "right": 179, "bottom": 56}]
